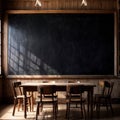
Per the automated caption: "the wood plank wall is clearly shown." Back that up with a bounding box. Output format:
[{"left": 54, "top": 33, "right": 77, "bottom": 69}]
[
  {"left": 0, "top": 0, "right": 2, "bottom": 103},
  {"left": 0, "top": 0, "right": 1, "bottom": 9},
  {"left": 1, "top": 0, "right": 120, "bottom": 103},
  {"left": 2, "top": 0, "right": 117, "bottom": 10},
  {"left": 0, "top": 78, "right": 2, "bottom": 103}
]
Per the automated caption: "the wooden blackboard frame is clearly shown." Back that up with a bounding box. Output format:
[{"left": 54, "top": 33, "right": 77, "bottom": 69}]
[{"left": 3, "top": 10, "right": 118, "bottom": 79}]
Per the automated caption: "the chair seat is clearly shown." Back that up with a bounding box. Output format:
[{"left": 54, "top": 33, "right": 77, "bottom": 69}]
[
  {"left": 16, "top": 94, "right": 32, "bottom": 99},
  {"left": 43, "top": 94, "right": 58, "bottom": 98},
  {"left": 66, "top": 97, "right": 86, "bottom": 103},
  {"left": 16, "top": 95, "right": 25, "bottom": 99},
  {"left": 36, "top": 97, "right": 58, "bottom": 103}
]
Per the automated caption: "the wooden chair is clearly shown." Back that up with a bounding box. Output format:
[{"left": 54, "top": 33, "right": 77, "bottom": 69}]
[
  {"left": 67, "top": 80, "right": 80, "bottom": 107},
  {"left": 36, "top": 85, "right": 58, "bottom": 120},
  {"left": 66, "top": 85, "right": 86, "bottom": 120},
  {"left": 12, "top": 81, "right": 32, "bottom": 116},
  {"left": 94, "top": 81, "right": 114, "bottom": 117}
]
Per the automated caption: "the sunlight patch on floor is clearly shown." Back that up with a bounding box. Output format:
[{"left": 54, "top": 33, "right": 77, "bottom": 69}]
[{"left": 0, "top": 104, "right": 120, "bottom": 120}]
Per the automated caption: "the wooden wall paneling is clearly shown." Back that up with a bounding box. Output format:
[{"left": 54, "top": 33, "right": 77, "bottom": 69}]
[
  {"left": 118, "top": 0, "right": 120, "bottom": 75},
  {"left": 0, "top": 78, "right": 2, "bottom": 103},
  {"left": 0, "top": 0, "right": 1, "bottom": 11},
  {"left": 0, "top": 0, "right": 2, "bottom": 19},
  {"left": 2, "top": 79, "right": 14, "bottom": 103},
  {"left": 2, "top": 14, "right": 8, "bottom": 78},
  {"left": 0, "top": 0, "right": 2, "bottom": 104},
  {"left": 5, "top": 1, "right": 33, "bottom": 10},
  {"left": 3, "top": 0, "right": 117, "bottom": 10},
  {"left": 116, "top": 0, "right": 120, "bottom": 75}
]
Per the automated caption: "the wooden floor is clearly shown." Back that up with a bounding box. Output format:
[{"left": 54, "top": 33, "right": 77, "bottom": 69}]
[{"left": 0, "top": 104, "right": 120, "bottom": 120}]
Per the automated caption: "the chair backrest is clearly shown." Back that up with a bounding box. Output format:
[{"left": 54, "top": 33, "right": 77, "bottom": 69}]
[
  {"left": 37, "top": 85, "right": 57, "bottom": 102},
  {"left": 38, "top": 85, "right": 56, "bottom": 95},
  {"left": 102, "top": 81, "right": 114, "bottom": 96},
  {"left": 12, "top": 81, "right": 22, "bottom": 97},
  {"left": 69, "top": 85, "right": 84, "bottom": 94},
  {"left": 67, "top": 85, "right": 85, "bottom": 103}
]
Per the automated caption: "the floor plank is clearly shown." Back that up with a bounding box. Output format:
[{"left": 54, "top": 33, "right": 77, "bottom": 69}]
[{"left": 0, "top": 104, "right": 120, "bottom": 120}]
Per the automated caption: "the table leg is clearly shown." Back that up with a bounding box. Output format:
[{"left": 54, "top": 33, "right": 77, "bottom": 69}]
[
  {"left": 23, "top": 89, "right": 27, "bottom": 118},
  {"left": 87, "top": 90, "right": 90, "bottom": 119},
  {"left": 31, "top": 91, "right": 34, "bottom": 111},
  {"left": 87, "top": 87, "right": 94, "bottom": 119},
  {"left": 90, "top": 88, "right": 93, "bottom": 119}
]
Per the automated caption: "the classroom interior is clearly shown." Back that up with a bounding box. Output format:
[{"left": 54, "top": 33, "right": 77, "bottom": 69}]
[{"left": 0, "top": 0, "right": 120, "bottom": 120}]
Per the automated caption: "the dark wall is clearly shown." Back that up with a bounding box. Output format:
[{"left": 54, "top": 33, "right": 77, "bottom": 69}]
[{"left": 8, "top": 13, "right": 114, "bottom": 75}]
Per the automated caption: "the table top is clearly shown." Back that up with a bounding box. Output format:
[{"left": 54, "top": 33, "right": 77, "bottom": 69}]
[{"left": 20, "top": 82, "right": 96, "bottom": 87}]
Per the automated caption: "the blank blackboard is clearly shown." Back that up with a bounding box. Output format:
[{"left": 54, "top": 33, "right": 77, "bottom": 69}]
[{"left": 8, "top": 13, "right": 114, "bottom": 75}]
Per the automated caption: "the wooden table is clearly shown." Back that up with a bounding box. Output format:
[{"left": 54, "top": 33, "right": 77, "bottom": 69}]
[{"left": 21, "top": 82, "right": 96, "bottom": 119}]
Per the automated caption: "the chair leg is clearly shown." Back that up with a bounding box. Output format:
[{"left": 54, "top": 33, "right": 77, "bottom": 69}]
[
  {"left": 18, "top": 99, "right": 21, "bottom": 111},
  {"left": 84, "top": 104, "right": 86, "bottom": 120},
  {"left": 53, "top": 103, "right": 55, "bottom": 119},
  {"left": 28, "top": 98, "right": 31, "bottom": 112},
  {"left": 67, "top": 103, "right": 70, "bottom": 120},
  {"left": 65, "top": 103, "right": 68, "bottom": 118},
  {"left": 36, "top": 102, "right": 40, "bottom": 120},
  {"left": 53, "top": 103, "right": 57, "bottom": 120},
  {"left": 96, "top": 103, "right": 100, "bottom": 118},
  {"left": 109, "top": 99, "right": 114, "bottom": 115},
  {"left": 80, "top": 102, "right": 83, "bottom": 118},
  {"left": 105, "top": 99, "right": 109, "bottom": 112},
  {"left": 31, "top": 92, "right": 34, "bottom": 111},
  {"left": 12, "top": 99, "right": 17, "bottom": 116},
  {"left": 55, "top": 102, "right": 58, "bottom": 119},
  {"left": 66, "top": 102, "right": 70, "bottom": 120},
  {"left": 56, "top": 101, "right": 58, "bottom": 114}
]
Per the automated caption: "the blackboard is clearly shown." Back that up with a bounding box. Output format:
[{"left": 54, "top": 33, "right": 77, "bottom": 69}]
[{"left": 8, "top": 13, "right": 114, "bottom": 75}]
